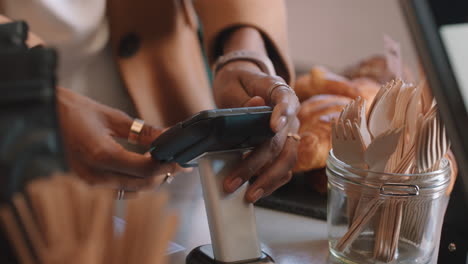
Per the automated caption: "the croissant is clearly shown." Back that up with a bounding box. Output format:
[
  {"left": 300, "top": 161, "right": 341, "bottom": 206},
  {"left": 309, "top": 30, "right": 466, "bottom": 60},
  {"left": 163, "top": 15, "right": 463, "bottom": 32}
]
[
  {"left": 349, "top": 77, "right": 381, "bottom": 109},
  {"left": 295, "top": 66, "right": 354, "bottom": 102},
  {"left": 294, "top": 66, "right": 381, "bottom": 109},
  {"left": 292, "top": 58, "right": 411, "bottom": 194},
  {"left": 293, "top": 94, "right": 352, "bottom": 173},
  {"left": 292, "top": 66, "right": 381, "bottom": 194}
]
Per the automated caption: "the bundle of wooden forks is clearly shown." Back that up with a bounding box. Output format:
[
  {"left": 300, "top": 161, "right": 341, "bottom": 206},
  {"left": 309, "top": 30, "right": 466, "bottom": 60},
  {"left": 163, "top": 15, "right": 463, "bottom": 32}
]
[
  {"left": 331, "top": 79, "right": 452, "bottom": 262},
  {"left": 0, "top": 174, "right": 178, "bottom": 264}
]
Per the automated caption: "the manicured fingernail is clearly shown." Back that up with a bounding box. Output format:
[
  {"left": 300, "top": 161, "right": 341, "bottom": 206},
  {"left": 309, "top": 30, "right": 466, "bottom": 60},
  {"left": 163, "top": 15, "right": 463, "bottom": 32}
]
[
  {"left": 250, "top": 188, "right": 264, "bottom": 203},
  {"left": 228, "top": 177, "right": 243, "bottom": 192},
  {"left": 275, "top": 116, "right": 287, "bottom": 132}
]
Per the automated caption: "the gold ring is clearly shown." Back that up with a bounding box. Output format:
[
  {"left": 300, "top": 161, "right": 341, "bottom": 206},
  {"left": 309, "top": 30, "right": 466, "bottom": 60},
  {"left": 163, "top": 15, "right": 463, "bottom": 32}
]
[
  {"left": 268, "top": 82, "right": 293, "bottom": 102},
  {"left": 128, "top": 118, "right": 144, "bottom": 144},
  {"left": 287, "top": 132, "right": 301, "bottom": 141}
]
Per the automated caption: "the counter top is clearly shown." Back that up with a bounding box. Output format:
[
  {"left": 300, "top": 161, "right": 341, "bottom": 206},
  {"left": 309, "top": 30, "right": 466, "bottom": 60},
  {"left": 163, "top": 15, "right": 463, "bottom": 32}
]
[{"left": 164, "top": 171, "right": 331, "bottom": 264}]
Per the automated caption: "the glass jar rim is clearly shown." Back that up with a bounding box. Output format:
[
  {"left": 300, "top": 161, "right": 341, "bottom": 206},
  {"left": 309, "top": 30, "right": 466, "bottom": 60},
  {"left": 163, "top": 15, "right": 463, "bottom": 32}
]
[{"left": 328, "top": 149, "right": 451, "bottom": 177}]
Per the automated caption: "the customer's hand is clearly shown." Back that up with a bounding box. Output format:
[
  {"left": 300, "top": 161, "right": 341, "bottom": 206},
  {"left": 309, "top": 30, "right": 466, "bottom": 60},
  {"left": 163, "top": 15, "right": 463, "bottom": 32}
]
[
  {"left": 57, "top": 88, "right": 181, "bottom": 191},
  {"left": 213, "top": 61, "right": 300, "bottom": 203},
  {"left": 0, "top": 15, "right": 44, "bottom": 47}
]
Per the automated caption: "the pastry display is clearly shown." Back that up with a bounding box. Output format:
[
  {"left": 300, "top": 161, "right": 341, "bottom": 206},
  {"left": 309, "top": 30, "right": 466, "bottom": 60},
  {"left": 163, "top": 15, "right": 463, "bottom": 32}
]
[
  {"left": 292, "top": 59, "right": 395, "bottom": 194},
  {"left": 295, "top": 66, "right": 355, "bottom": 102},
  {"left": 293, "top": 94, "right": 352, "bottom": 172},
  {"left": 349, "top": 77, "right": 381, "bottom": 109},
  {"left": 294, "top": 66, "right": 381, "bottom": 108},
  {"left": 342, "top": 55, "right": 414, "bottom": 84},
  {"left": 291, "top": 50, "right": 419, "bottom": 194}
]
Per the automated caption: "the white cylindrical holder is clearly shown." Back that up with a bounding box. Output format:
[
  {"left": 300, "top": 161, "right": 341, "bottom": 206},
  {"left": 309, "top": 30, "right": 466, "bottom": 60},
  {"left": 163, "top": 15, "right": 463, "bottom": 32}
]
[{"left": 197, "top": 151, "right": 262, "bottom": 263}]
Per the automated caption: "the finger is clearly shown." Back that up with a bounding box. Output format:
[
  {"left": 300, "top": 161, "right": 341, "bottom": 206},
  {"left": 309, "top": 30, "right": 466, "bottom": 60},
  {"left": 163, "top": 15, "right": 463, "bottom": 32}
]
[
  {"left": 223, "top": 133, "right": 284, "bottom": 193},
  {"left": 277, "top": 171, "right": 294, "bottom": 192},
  {"left": 270, "top": 90, "right": 300, "bottom": 133},
  {"left": 112, "top": 172, "right": 167, "bottom": 191},
  {"left": 87, "top": 138, "right": 177, "bottom": 178},
  {"left": 137, "top": 124, "right": 165, "bottom": 146},
  {"left": 105, "top": 109, "right": 164, "bottom": 146},
  {"left": 270, "top": 88, "right": 300, "bottom": 116},
  {"left": 217, "top": 77, "right": 252, "bottom": 109},
  {"left": 265, "top": 171, "right": 293, "bottom": 197},
  {"left": 223, "top": 117, "right": 295, "bottom": 193},
  {"left": 270, "top": 101, "right": 289, "bottom": 133},
  {"left": 240, "top": 71, "right": 285, "bottom": 99},
  {"left": 99, "top": 171, "right": 167, "bottom": 192},
  {"left": 244, "top": 95, "right": 284, "bottom": 134},
  {"left": 143, "top": 152, "right": 193, "bottom": 174},
  {"left": 69, "top": 160, "right": 168, "bottom": 191},
  {"left": 246, "top": 136, "right": 298, "bottom": 203},
  {"left": 242, "top": 96, "right": 266, "bottom": 107}
]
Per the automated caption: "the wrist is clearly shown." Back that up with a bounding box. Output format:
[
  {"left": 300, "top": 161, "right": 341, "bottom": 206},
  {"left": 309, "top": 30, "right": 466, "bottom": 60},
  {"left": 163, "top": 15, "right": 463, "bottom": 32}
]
[
  {"left": 217, "top": 60, "right": 261, "bottom": 74},
  {"left": 214, "top": 27, "right": 275, "bottom": 77},
  {"left": 213, "top": 49, "right": 276, "bottom": 77}
]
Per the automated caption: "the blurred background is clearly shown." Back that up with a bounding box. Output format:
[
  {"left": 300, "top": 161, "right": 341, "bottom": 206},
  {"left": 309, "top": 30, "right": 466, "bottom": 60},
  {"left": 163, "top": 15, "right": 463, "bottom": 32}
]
[{"left": 286, "top": 0, "right": 419, "bottom": 74}]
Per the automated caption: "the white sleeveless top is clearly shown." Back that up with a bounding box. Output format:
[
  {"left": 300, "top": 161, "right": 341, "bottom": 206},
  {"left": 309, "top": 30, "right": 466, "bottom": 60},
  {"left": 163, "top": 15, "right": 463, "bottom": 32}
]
[{"left": 4, "top": 0, "right": 136, "bottom": 115}]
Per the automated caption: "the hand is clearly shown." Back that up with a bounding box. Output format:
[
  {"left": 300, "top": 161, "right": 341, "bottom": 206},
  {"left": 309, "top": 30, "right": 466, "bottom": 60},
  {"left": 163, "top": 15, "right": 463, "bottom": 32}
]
[
  {"left": 213, "top": 61, "right": 300, "bottom": 203},
  {"left": 57, "top": 88, "right": 183, "bottom": 191},
  {"left": 0, "top": 15, "right": 44, "bottom": 47}
]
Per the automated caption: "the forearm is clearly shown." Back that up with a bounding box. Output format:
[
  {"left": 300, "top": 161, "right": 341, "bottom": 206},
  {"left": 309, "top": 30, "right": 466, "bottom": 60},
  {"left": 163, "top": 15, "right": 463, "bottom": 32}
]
[
  {"left": 215, "top": 27, "right": 269, "bottom": 80},
  {"left": 216, "top": 26, "right": 288, "bottom": 102},
  {"left": 221, "top": 27, "right": 267, "bottom": 56},
  {"left": 195, "top": 0, "right": 293, "bottom": 83}
]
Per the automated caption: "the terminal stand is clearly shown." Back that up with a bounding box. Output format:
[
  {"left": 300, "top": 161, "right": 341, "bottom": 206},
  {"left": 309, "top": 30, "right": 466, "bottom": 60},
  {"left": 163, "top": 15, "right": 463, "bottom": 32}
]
[{"left": 186, "top": 150, "right": 274, "bottom": 264}]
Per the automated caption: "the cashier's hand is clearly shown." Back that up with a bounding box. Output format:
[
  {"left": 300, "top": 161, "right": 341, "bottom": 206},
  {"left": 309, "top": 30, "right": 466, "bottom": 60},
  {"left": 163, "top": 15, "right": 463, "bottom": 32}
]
[
  {"left": 57, "top": 88, "right": 181, "bottom": 191},
  {"left": 213, "top": 61, "right": 300, "bottom": 203}
]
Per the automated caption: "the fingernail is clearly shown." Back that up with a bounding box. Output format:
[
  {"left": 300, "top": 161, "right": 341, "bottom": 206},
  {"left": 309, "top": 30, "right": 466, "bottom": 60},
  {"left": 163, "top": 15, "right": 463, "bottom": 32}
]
[
  {"left": 275, "top": 116, "right": 287, "bottom": 132},
  {"left": 183, "top": 167, "right": 193, "bottom": 173},
  {"left": 286, "top": 107, "right": 295, "bottom": 116},
  {"left": 250, "top": 188, "right": 264, "bottom": 203},
  {"left": 228, "top": 177, "right": 243, "bottom": 192}
]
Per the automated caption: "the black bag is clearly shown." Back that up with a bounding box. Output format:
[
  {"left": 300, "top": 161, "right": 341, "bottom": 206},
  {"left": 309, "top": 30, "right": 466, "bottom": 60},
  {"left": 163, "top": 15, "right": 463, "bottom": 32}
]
[{"left": 0, "top": 21, "right": 67, "bottom": 264}]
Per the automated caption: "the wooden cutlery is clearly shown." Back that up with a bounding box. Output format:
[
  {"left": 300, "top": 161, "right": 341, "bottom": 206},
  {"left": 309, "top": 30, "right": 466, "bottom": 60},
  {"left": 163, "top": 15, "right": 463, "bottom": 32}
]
[
  {"left": 331, "top": 78, "right": 451, "bottom": 262},
  {"left": 0, "top": 174, "right": 177, "bottom": 264}
]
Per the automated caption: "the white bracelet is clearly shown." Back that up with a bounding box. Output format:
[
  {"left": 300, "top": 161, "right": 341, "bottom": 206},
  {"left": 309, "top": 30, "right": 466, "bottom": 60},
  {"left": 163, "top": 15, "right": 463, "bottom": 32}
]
[{"left": 212, "top": 50, "right": 276, "bottom": 76}]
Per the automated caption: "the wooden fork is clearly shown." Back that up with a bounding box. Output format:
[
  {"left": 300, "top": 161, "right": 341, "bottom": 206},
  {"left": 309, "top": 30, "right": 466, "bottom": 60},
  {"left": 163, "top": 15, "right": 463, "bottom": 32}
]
[{"left": 332, "top": 119, "right": 366, "bottom": 169}]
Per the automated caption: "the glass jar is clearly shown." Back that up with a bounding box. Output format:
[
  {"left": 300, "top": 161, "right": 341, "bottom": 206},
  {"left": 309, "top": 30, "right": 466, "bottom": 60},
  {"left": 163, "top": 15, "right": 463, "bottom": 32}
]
[{"left": 326, "top": 150, "right": 451, "bottom": 264}]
